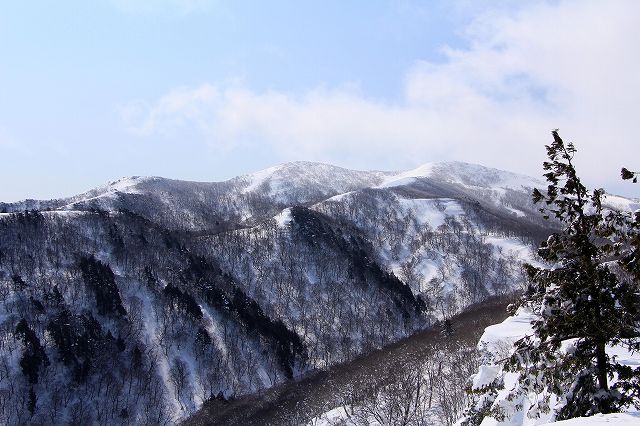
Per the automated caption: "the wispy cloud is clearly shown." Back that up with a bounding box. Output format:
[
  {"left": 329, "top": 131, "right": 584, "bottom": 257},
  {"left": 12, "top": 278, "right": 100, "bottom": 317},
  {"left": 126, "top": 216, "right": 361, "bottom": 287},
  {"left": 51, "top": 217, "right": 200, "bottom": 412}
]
[{"left": 121, "top": 0, "right": 640, "bottom": 189}]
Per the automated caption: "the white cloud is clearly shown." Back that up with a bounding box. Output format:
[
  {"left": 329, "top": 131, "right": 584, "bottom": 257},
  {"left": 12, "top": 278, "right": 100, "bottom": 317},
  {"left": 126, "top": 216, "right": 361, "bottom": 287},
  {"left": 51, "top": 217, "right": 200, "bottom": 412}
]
[{"left": 121, "top": 0, "right": 640, "bottom": 191}]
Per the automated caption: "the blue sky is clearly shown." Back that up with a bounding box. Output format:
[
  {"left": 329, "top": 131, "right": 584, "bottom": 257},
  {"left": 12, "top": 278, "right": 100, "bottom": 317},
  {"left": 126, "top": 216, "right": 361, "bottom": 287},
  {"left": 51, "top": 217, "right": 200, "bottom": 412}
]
[{"left": 1, "top": 0, "right": 639, "bottom": 201}]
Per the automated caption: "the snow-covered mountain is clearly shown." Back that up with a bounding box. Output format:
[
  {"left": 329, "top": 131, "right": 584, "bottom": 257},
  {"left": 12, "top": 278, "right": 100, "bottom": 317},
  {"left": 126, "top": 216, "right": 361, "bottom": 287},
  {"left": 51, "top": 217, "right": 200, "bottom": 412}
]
[
  {"left": 0, "top": 160, "right": 553, "bottom": 230},
  {"left": 1, "top": 161, "right": 634, "bottom": 424},
  {"left": 1, "top": 162, "right": 390, "bottom": 230}
]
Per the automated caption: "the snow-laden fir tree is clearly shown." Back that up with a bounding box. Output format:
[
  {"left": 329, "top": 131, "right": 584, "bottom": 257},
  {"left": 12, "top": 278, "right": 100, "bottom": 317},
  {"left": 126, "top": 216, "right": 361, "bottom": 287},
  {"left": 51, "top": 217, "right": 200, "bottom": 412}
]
[
  {"left": 497, "top": 131, "right": 640, "bottom": 419},
  {"left": 617, "top": 166, "right": 640, "bottom": 284}
]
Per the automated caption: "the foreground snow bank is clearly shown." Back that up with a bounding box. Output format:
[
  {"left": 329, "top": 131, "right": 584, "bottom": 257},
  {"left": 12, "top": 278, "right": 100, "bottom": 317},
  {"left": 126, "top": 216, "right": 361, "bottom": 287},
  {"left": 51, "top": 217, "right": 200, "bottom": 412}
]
[
  {"left": 460, "top": 308, "right": 640, "bottom": 426},
  {"left": 542, "top": 412, "right": 640, "bottom": 425},
  {"left": 479, "top": 308, "right": 536, "bottom": 353},
  {"left": 461, "top": 308, "right": 554, "bottom": 426}
]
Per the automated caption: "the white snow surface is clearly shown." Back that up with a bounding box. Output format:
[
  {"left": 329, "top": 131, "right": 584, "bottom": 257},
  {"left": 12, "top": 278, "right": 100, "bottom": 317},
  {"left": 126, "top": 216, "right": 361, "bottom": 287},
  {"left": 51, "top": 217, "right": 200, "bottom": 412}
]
[
  {"left": 274, "top": 208, "right": 293, "bottom": 227},
  {"left": 237, "top": 161, "right": 388, "bottom": 200},
  {"left": 242, "top": 164, "right": 284, "bottom": 193},
  {"left": 541, "top": 413, "right": 640, "bottom": 425},
  {"left": 104, "top": 176, "right": 152, "bottom": 193},
  {"left": 84, "top": 176, "right": 152, "bottom": 197},
  {"left": 379, "top": 161, "right": 543, "bottom": 191},
  {"left": 479, "top": 308, "right": 536, "bottom": 352},
  {"left": 378, "top": 163, "right": 437, "bottom": 188},
  {"left": 473, "top": 364, "right": 502, "bottom": 390},
  {"left": 484, "top": 236, "right": 541, "bottom": 267},
  {"left": 602, "top": 193, "right": 640, "bottom": 212},
  {"left": 396, "top": 197, "right": 465, "bottom": 228}
]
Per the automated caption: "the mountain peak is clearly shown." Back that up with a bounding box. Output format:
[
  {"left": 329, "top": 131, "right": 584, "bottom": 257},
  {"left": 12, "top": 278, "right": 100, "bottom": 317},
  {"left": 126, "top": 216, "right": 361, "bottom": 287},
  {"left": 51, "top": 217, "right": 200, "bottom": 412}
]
[
  {"left": 103, "top": 175, "right": 155, "bottom": 192},
  {"left": 380, "top": 160, "right": 544, "bottom": 191},
  {"left": 238, "top": 161, "right": 390, "bottom": 197}
]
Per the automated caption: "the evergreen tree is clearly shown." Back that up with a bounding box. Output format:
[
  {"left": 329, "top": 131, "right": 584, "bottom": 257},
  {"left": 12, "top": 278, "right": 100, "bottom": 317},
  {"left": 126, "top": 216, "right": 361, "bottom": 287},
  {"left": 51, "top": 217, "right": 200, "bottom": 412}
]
[
  {"left": 79, "top": 255, "right": 127, "bottom": 317},
  {"left": 15, "top": 319, "right": 49, "bottom": 384},
  {"left": 503, "top": 131, "right": 640, "bottom": 419},
  {"left": 616, "top": 167, "right": 640, "bottom": 284},
  {"left": 621, "top": 167, "right": 638, "bottom": 184}
]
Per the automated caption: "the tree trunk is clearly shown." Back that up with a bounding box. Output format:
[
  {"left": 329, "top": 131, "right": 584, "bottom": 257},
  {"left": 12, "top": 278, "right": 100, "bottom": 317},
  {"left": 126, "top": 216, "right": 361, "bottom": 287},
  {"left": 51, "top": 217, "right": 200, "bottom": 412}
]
[{"left": 595, "top": 340, "right": 612, "bottom": 413}]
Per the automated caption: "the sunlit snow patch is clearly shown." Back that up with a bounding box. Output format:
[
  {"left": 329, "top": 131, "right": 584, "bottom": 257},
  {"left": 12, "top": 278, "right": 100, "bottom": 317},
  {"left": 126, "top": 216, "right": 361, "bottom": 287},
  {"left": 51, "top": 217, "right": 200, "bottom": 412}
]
[
  {"left": 274, "top": 208, "right": 293, "bottom": 227},
  {"left": 241, "top": 164, "right": 283, "bottom": 193},
  {"left": 396, "top": 197, "right": 465, "bottom": 228}
]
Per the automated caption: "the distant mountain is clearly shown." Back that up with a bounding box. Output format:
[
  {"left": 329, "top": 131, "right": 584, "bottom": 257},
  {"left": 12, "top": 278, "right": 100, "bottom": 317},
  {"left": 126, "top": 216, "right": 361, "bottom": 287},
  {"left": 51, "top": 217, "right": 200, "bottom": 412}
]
[
  {"left": 0, "top": 160, "right": 561, "bottom": 232},
  {"left": 1, "top": 162, "right": 390, "bottom": 231},
  {"left": 0, "top": 161, "right": 635, "bottom": 424}
]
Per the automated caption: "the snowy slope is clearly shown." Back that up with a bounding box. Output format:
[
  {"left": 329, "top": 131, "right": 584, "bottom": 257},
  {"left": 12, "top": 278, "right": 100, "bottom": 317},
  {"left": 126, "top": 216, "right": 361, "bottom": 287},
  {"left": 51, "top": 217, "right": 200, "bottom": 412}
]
[
  {"left": 238, "top": 161, "right": 389, "bottom": 199},
  {"left": 380, "top": 161, "right": 544, "bottom": 192},
  {"left": 313, "top": 189, "right": 540, "bottom": 305}
]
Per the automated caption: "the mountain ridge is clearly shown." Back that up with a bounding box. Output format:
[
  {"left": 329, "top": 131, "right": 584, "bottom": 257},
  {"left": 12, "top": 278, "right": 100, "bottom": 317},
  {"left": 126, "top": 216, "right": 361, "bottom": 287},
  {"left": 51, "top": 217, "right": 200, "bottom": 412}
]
[
  {"left": 0, "top": 160, "right": 548, "bottom": 219},
  {"left": 3, "top": 160, "right": 636, "bottom": 215},
  {"left": 0, "top": 160, "right": 538, "bottom": 205}
]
